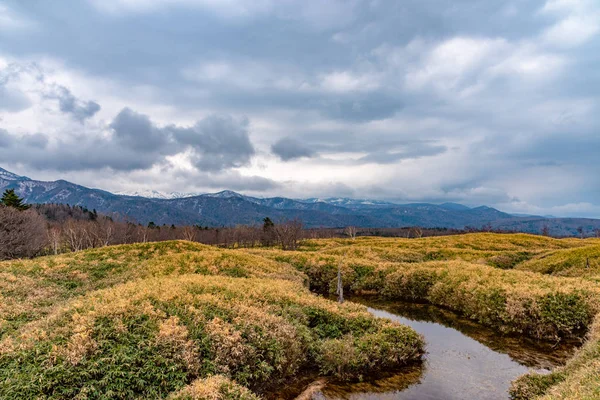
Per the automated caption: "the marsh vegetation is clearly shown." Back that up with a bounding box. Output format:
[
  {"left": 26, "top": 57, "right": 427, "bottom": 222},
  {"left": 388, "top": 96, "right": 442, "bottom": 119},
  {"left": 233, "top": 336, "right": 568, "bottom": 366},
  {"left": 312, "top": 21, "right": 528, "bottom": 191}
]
[{"left": 1, "top": 233, "right": 600, "bottom": 399}]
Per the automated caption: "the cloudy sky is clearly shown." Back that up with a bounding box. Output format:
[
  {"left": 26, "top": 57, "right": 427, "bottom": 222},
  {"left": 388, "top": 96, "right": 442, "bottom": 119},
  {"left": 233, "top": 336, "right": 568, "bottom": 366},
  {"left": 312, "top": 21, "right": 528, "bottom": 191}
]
[{"left": 1, "top": 0, "right": 599, "bottom": 216}]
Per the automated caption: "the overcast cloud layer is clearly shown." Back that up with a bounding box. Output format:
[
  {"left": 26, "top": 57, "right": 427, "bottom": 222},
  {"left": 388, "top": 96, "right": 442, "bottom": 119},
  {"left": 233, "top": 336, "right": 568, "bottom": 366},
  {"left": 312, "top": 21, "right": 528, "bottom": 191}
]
[{"left": 1, "top": 0, "right": 599, "bottom": 217}]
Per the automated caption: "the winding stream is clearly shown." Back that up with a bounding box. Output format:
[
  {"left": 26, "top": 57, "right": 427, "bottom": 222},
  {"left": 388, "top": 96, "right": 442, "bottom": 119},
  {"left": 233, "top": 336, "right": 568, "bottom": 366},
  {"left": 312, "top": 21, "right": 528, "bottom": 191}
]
[{"left": 289, "top": 298, "right": 579, "bottom": 400}]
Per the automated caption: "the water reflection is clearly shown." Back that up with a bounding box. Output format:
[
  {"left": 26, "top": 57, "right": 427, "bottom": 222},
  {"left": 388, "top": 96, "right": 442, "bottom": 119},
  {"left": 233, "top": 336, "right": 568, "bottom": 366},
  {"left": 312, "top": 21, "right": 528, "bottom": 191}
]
[
  {"left": 296, "top": 298, "right": 578, "bottom": 400},
  {"left": 355, "top": 298, "right": 579, "bottom": 370}
]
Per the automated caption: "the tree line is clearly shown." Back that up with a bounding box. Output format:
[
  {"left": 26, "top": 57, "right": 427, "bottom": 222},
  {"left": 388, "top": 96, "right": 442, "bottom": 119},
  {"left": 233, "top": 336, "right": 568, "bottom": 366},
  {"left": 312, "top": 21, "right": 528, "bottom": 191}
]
[
  {"left": 0, "top": 189, "right": 322, "bottom": 260},
  {"left": 2, "top": 189, "right": 560, "bottom": 261}
]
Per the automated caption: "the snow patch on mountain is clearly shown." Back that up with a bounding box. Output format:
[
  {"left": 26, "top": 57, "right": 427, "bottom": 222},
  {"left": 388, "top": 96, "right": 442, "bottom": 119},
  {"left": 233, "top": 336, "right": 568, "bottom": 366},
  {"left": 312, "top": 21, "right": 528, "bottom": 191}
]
[
  {"left": 116, "top": 190, "right": 202, "bottom": 199},
  {"left": 0, "top": 167, "right": 27, "bottom": 181}
]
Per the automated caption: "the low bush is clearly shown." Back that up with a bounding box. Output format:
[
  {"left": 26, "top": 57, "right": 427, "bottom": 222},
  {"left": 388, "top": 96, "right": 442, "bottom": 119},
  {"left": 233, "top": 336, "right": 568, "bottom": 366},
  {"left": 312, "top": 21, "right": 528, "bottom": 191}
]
[
  {"left": 168, "top": 376, "right": 260, "bottom": 400},
  {"left": 4, "top": 233, "right": 600, "bottom": 399},
  {"left": 0, "top": 275, "right": 423, "bottom": 399},
  {"left": 381, "top": 262, "right": 600, "bottom": 339},
  {"left": 254, "top": 249, "right": 600, "bottom": 339},
  {"left": 511, "top": 317, "right": 600, "bottom": 399}
]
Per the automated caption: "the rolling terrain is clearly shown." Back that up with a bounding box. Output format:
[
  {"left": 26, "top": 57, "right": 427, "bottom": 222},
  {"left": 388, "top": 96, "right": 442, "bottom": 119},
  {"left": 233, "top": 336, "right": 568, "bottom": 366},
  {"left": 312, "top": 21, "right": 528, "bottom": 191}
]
[{"left": 1, "top": 233, "right": 600, "bottom": 399}]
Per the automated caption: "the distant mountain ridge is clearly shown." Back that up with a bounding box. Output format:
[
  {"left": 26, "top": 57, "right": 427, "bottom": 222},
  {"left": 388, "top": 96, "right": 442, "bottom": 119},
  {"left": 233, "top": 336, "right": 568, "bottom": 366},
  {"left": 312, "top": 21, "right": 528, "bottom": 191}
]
[
  {"left": 1, "top": 167, "right": 599, "bottom": 236},
  {"left": 115, "top": 190, "right": 203, "bottom": 200}
]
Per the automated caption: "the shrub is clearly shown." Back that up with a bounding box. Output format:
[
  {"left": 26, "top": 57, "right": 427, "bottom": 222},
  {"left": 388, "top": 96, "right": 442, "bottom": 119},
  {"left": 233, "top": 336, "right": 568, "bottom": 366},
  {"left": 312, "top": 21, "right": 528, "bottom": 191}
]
[
  {"left": 168, "top": 376, "right": 260, "bottom": 400},
  {"left": 0, "top": 275, "right": 423, "bottom": 399},
  {"left": 510, "top": 372, "right": 565, "bottom": 400},
  {"left": 510, "top": 315, "right": 600, "bottom": 399}
]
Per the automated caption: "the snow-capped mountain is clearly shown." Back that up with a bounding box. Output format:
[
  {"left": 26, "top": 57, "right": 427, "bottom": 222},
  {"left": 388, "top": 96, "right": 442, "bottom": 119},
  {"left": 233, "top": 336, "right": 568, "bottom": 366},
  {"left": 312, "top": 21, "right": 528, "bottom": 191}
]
[
  {"left": 0, "top": 167, "right": 29, "bottom": 182},
  {"left": 301, "top": 197, "right": 399, "bottom": 209},
  {"left": 116, "top": 189, "right": 254, "bottom": 200},
  {"left": 202, "top": 190, "right": 249, "bottom": 199},
  {"left": 116, "top": 190, "right": 202, "bottom": 199},
  {"left": 2, "top": 166, "right": 599, "bottom": 236}
]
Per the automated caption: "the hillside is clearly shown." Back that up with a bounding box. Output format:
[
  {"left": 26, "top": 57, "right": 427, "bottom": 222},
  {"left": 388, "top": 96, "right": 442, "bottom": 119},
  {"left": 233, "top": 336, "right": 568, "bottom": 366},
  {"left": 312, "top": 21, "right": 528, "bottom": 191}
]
[{"left": 2, "top": 167, "right": 600, "bottom": 235}]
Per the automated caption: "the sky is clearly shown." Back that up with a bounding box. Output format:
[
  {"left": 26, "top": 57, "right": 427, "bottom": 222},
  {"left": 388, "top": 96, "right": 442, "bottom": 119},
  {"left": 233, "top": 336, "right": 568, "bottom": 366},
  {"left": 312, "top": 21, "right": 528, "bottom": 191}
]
[{"left": 0, "top": 0, "right": 599, "bottom": 217}]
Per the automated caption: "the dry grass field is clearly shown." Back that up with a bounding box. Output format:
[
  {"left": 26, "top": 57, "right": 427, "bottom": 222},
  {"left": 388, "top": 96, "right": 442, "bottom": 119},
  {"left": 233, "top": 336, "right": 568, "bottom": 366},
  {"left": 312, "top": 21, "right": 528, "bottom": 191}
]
[{"left": 1, "top": 233, "right": 600, "bottom": 399}]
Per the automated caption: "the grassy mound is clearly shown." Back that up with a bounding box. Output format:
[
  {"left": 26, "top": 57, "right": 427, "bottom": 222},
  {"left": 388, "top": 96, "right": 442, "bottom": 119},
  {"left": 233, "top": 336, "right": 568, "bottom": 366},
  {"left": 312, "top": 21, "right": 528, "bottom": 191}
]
[
  {"left": 0, "top": 275, "right": 423, "bottom": 399},
  {"left": 0, "top": 241, "right": 304, "bottom": 338},
  {"left": 4, "top": 233, "right": 600, "bottom": 399},
  {"left": 255, "top": 251, "right": 600, "bottom": 340},
  {"left": 300, "top": 233, "right": 590, "bottom": 252},
  {"left": 380, "top": 261, "right": 600, "bottom": 339},
  {"left": 517, "top": 244, "right": 600, "bottom": 277}
]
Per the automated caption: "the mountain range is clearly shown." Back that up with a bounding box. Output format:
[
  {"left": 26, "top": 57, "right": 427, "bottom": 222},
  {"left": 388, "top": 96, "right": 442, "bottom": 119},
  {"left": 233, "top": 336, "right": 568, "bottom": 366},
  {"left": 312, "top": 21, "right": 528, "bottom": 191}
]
[{"left": 2, "top": 167, "right": 599, "bottom": 236}]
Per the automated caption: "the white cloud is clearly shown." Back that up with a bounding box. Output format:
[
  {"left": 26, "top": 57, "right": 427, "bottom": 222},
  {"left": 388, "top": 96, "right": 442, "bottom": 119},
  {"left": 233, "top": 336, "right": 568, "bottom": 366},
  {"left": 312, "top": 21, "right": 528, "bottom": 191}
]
[
  {"left": 405, "top": 37, "right": 508, "bottom": 93},
  {"left": 540, "top": 0, "right": 600, "bottom": 47},
  {"left": 182, "top": 60, "right": 305, "bottom": 91},
  {"left": 319, "top": 70, "right": 380, "bottom": 93},
  {"left": 2, "top": 0, "right": 600, "bottom": 216},
  {"left": 398, "top": 34, "right": 567, "bottom": 99}
]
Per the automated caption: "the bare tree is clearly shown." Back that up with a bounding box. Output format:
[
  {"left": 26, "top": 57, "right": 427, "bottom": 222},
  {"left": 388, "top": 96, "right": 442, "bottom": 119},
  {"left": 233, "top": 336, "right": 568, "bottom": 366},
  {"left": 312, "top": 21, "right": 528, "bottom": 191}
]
[
  {"left": 411, "top": 226, "right": 423, "bottom": 238},
  {"left": 344, "top": 226, "right": 357, "bottom": 240},
  {"left": 182, "top": 225, "right": 198, "bottom": 242},
  {"left": 96, "top": 218, "right": 114, "bottom": 247},
  {"left": 541, "top": 225, "right": 550, "bottom": 237},
  {"left": 577, "top": 226, "right": 584, "bottom": 239},
  {"left": 275, "top": 218, "right": 303, "bottom": 250},
  {"left": 0, "top": 206, "right": 47, "bottom": 259},
  {"left": 138, "top": 225, "right": 150, "bottom": 243},
  {"left": 47, "top": 226, "right": 62, "bottom": 255},
  {"left": 64, "top": 220, "right": 87, "bottom": 251}
]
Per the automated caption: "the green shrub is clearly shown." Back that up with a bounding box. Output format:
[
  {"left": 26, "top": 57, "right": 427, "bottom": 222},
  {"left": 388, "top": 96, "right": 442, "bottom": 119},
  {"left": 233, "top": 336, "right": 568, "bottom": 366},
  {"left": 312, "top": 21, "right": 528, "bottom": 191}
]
[
  {"left": 510, "top": 372, "right": 565, "bottom": 400},
  {"left": 0, "top": 275, "right": 423, "bottom": 399}
]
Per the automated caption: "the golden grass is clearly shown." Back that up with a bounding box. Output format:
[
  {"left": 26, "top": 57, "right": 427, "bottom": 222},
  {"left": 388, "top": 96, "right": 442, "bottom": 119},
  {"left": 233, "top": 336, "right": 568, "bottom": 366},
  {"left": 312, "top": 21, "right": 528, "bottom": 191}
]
[
  {"left": 517, "top": 244, "right": 600, "bottom": 278},
  {"left": 301, "top": 233, "right": 594, "bottom": 252},
  {"left": 249, "top": 247, "right": 600, "bottom": 340},
  {"left": 511, "top": 317, "right": 600, "bottom": 400},
  {"left": 168, "top": 375, "right": 260, "bottom": 400},
  {"left": 0, "top": 241, "right": 304, "bottom": 338},
  {"left": 3, "top": 232, "right": 600, "bottom": 399},
  {"left": 0, "top": 274, "right": 423, "bottom": 399}
]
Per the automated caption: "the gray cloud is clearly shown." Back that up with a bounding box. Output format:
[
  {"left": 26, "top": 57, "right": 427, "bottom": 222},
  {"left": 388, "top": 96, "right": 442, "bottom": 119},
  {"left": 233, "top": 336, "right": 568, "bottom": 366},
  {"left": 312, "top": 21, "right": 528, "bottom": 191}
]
[
  {"left": 358, "top": 143, "right": 448, "bottom": 164},
  {"left": 22, "top": 133, "right": 48, "bottom": 149},
  {"left": 173, "top": 168, "right": 280, "bottom": 192},
  {"left": 0, "top": 107, "right": 256, "bottom": 174},
  {"left": 271, "top": 137, "right": 315, "bottom": 161},
  {"left": 1, "top": 0, "right": 600, "bottom": 214},
  {"left": 0, "top": 62, "right": 32, "bottom": 112},
  {"left": 172, "top": 115, "right": 255, "bottom": 171},
  {"left": 318, "top": 94, "right": 404, "bottom": 122},
  {"left": 0, "top": 129, "right": 13, "bottom": 147},
  {"left": 48, "top": 85, "right": 101, "bottom": 122},
  {"left": 110, "top": 108, "right": 172, "bottom": 152}
]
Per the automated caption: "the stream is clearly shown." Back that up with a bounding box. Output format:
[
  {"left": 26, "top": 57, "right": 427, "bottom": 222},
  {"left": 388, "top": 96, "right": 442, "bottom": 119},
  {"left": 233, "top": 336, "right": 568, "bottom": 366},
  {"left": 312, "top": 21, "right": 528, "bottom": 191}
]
[{"left": 288, "top": 298, "right": 579, "bottom": 400}]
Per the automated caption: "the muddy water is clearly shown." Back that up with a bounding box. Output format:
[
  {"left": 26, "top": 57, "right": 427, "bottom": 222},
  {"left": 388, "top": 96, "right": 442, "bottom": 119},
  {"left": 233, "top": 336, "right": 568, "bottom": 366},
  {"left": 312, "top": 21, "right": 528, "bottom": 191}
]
[{"left": 298, "top": 298, "right": 579, "bottom": 400}]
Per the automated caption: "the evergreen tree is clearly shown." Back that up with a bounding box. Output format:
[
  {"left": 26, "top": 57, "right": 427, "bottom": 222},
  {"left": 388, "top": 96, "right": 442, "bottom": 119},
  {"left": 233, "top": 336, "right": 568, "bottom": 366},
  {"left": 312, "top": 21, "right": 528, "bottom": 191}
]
[
  {"left": 263, "top": 217, "right": 275, "bottom": 231},
  {"left": 0, "top": 189, "right": 30, "bottom": 211}
]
